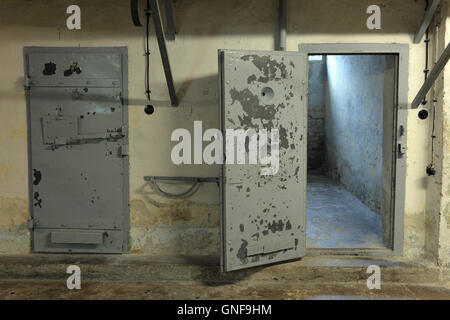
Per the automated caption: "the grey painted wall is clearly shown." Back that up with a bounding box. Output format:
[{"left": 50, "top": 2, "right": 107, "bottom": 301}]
[
  {"left": 324, "top": 55, "right": 394, "bottom": 214},
  {"left": 307, "top": 58, "right": 326, "bottom": 172}
]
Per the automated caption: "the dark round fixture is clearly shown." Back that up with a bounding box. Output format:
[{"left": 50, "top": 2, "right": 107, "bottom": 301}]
[
  {"left": 418, "top": 109, "right": 428, "bottom": 120},
  {"left": 426, "top": 164, "right": 436, "bottom": 176},
  {"left": 144, "top": 104, "right": 154, "bottom": 115}
]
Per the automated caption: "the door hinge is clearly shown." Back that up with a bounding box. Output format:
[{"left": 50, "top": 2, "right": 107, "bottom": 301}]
[
  {"left": 24, "top": 77, "right": 31, "bottom": 91},
  {"left": 120, "top": 145, "right": 129, "bottom": 157},
  {"left": 113, "top": 92, "right": 122, "bottom": 104},
  {"left": 27, "top": 217, "right": 35, "bottom": 230},
  {"left": 120, "top": 125, "right": 128, "bottom": 138}
]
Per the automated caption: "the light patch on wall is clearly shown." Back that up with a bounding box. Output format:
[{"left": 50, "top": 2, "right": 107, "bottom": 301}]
[{"left": 309, "top": 55, "right": 323, "bottom": 61}]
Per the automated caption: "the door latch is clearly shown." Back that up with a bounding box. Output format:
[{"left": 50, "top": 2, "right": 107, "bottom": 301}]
[{"left": 398, "top": 143, "right": 406, "bottom": 158}]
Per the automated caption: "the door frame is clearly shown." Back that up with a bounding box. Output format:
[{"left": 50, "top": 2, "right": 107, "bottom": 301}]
[
  {"left": 299, "top": 43, "right": 409, "bottom": 256},
  {"left": 24, "top": 46, "right": 130, "bottom": 253}
]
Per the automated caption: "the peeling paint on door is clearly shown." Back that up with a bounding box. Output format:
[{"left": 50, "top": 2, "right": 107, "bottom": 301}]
[{"left": 219, "top": 50, "right": 308, "bottom": 271}]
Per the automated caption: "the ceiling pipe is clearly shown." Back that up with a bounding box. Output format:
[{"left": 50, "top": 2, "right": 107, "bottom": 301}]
[{"left": 278, "top": 0, "right": 287, "bottom": 51}]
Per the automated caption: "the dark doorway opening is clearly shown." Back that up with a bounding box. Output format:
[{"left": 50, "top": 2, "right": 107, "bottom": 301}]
[{"left": 306, "top": 54, "right": 396, "bottom": 249}]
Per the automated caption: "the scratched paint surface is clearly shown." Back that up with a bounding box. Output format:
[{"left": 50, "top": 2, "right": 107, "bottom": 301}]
[
  {"left": 26, "top": 49, "right": 129, "bottom": 253},
  {"left": 220, "top": 50, "right": 307, "bottom": 271}
]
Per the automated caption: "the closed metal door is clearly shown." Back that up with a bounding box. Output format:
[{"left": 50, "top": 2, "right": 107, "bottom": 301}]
[
  {"left": 24, "top": 47, "right": 129, "bottom": 253},
  {"left": 219, "top": 50, "right": 308, "bottom": 271}
]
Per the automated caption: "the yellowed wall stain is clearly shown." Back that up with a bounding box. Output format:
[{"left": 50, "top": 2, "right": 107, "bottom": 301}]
[
  {"left": 0, "top": 197, "right": 28, "bottom": 227},
  {"left": 131, "top": 199, "right": 219, "bottom": 228},
  {"left": 0, "top": 197, "right": 29, "bottom": 254}
]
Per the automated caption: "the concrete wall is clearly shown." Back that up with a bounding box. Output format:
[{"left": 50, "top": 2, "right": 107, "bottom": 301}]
[
  {"left": 443, "top": 4, "right": 450, "bottom": 267},
  {"left": 307, "top": 59, "right": 326, "bottom": 172},
  {"left": 0, "top": 0, "right": 444, "bottom": 260},
  {"left": 425, "top": 2, "right": 450, "bottom": 266},
  {"left": 324, "top": 55, "right": 394, "bottom": 213}
]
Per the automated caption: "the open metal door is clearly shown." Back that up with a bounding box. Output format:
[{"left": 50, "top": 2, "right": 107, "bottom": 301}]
[{"left": 219, "top": 50, "right": 308, "bottom": 271}]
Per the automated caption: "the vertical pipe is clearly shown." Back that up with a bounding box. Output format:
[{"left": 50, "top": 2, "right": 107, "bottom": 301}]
[{"left": 278, "top": 0, "right": 286, "bottom": 51}]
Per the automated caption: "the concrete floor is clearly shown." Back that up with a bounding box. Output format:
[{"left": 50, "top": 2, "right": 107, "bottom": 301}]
[
  {"left": 1, "top": 280, "right": 450, "bottom": 300},
  {"left": 307, "top": 175, "right": 386, "bottom": 249},
  {"left": 0, "top": 255, "right": 448, "bottom": 300},
  {"left": 0, "top": 177, "right": 444, "bottom": 300}
]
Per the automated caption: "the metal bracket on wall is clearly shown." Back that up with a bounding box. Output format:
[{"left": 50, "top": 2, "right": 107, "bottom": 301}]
[
  {"left": 277, "top": 0, "right": 287, "bottom": 51},
  {"left": 131, "top": 0, "right": 178, "bottom": 106},
  {"left": 144, "top": 176, "right": 219, "bottom": 184},
  {"left": 411, "top": 41, "right": 450, "bottom": 108},
  {"left": 413, "top": 0, "right": 441, "bottom": 44},
  {"left": 164, "top": 0, "right": 176, "bottom": 41},
  {"left": 144, "top": 176, "right": 219, "bottom": 199}
]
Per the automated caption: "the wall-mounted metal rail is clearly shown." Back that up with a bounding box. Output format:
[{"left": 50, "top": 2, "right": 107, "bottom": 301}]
[
  {"left": 412, "top": 41, "right": 450, "bottom": 108},
  {"left": 150, "top": 0, "right": 178, "bottom": 106},
  {"left": 278, "top": 0, "right": 287, "bottom": 51},
  {"left": 164, "top": 0, "right": 176, "bottom": 41},
  {"left": 414, "top": 0, "right": 440, "bottom": 44},
  {"left": 144, "top": 176, "right": 219, "bottom": 183},
  {"left": 144, "top": 176, "right": 219, "bottom": 199},
  {"left": 130, "top": 0, "right": 178, "bottom": 107}
]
